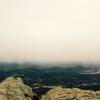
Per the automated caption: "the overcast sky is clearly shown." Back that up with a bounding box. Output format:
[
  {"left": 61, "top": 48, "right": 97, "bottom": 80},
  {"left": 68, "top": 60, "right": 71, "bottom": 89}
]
[{"left": 0, "top": 0, "right": 100, "bottom": 63}]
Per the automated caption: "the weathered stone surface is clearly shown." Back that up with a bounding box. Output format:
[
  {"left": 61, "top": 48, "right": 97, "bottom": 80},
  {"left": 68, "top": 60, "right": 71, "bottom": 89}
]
[
  {"left": 41, "top": 87, "right": 100, "bottom": 100},
  {"left": 0, "top": 89, "right": 7, "bottom": 100},
  {"left": 0, "top": 77, "right": 36, "bottom": 100}
]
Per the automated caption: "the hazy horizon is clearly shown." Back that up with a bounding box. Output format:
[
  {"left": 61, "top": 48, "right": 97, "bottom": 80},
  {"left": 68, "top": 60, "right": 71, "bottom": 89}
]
[{"left": 0, "top": 0, "right": 100, "bottom": 63}]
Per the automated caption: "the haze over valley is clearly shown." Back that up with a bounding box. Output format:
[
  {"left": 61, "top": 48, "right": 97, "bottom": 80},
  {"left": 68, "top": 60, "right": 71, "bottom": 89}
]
[
  {"left": 0, "top": 0, "right": 100, "bottom": 63},
  {"left": 0, "top": 0, "right": 100, "bottom": 100}
]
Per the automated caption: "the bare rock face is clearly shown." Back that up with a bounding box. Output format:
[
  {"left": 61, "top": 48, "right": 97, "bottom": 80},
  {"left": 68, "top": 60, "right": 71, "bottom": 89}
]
[
  {"left": 0, "top": 77, "right": 36, "bottom": 100},
  {"left": 41, "top": 87, "right": 100, "bottom": 100}
]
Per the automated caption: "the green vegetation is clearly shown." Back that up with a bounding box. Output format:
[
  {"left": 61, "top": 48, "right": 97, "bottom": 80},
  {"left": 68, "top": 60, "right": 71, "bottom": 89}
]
[{"left": 0, "top": 63, "right": 100, "bottom": 95}]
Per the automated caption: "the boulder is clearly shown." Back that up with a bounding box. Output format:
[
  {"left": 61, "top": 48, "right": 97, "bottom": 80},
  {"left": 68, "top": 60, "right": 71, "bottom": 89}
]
[
  {"left": 0, "top": 77, "right": 36, "bottom": 100},
  {"left": 41, "top": 87, "right": 100, "bottom": 100}
]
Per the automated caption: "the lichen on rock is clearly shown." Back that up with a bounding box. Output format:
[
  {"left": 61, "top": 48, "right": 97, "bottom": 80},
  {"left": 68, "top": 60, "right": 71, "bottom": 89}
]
[
  {"left": 41, "top": 87, "right": 100, "bottom": 100},
  {"left": 0, "top": 77, "right": 36, "bottom": 100}
]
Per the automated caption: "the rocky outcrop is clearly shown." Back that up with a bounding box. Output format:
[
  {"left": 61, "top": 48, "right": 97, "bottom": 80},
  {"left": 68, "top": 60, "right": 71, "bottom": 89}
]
[
  {"left": 41, "top": 87, "right": 100, "bottom": 100},
  {"left": 1, "top": 77, "right": 100, "bottom": 100},
  {"left": 0, "top": 77, "right": 37, "bottom": 100}
]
